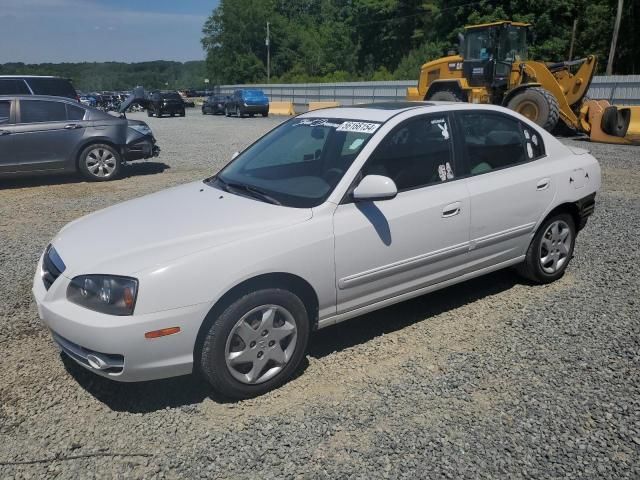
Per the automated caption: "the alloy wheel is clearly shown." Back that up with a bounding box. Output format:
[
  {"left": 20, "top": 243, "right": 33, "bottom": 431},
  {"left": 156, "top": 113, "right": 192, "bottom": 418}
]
[{"left": 85, "top": 148, "right": 117, "bottom": 178}]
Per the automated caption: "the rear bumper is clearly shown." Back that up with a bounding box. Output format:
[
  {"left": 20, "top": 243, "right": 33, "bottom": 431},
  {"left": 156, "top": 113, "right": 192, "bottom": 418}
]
[
  {"left": 576, "top": 192, "right": 596, "bottom": 230},
  {"left": 241, "top": 105, "right": 269, "bottom": 114}
]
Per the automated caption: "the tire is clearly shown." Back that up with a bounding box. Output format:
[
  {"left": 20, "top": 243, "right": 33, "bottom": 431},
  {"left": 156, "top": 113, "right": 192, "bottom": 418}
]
[
  {"left": 236, "top": 106, "right": 242, "bottom": 118},
  {"left": 507, "top": 87, "right": 560, "bottom": 132},
  {"left": 225, "top": 107, "right": 230, "bottom": 117},
  {"left": 601, "top": 106, "right": 630, "bottom": 137},
  {"left": 179, "top": 110, "right": 185, "bottom": 117},
  {"left": 517, "top": 213, "right": 576, "bottom": 284},
  {"left": 428, "top": 89, "right": 466, "bottom": 102},
  {"left": 146, "top": 109, "right": 152, "bottom": 117},
  {"left": 78, "top": 143, "right": 122, "bottom": 182},
  {"left": 170, "top": 113, "right": 175, "bottom": 117},
  {"left": 249, "top": 113, "right": 255, "bottom": 118},
  {"left": 199, "top": 288, "right": 310, "bottom": 399},
  {"left": 262, "top": 112, "right": 268, "bottom": 118},
  {"left": 156, "top": 109, "right": 162, "bottom": 118}
]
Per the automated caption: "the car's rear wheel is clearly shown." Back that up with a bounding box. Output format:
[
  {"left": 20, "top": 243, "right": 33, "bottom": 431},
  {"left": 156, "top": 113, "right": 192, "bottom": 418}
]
[
  {"left": 517, "top": 213, "right": 576, "bottom": 284},
  {"left": 146, "top": 109, "right": 152, "bottom": 117},
  {"left": 179, "top": 110, "right": 185, "bottom": 117},
  {"left": 78, "top": 144, "right": 121, "bottom": 182},
  {"left": 199, "top": 289, "right": 309, "bottom": 399},
  {"left": 156, "top": 109, "right": 162, "bottom": 117},
  {"left": 262, "top": 112, "right": 269, "bottom": 117},
  {"left": 225, "top": 107, "right": 230, "bottom": 117}
]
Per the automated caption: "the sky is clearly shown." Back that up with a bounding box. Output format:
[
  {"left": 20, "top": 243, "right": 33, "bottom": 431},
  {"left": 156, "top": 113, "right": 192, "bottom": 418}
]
[{"left": 0, "top": 0, "right": 219, "bottom": 64}]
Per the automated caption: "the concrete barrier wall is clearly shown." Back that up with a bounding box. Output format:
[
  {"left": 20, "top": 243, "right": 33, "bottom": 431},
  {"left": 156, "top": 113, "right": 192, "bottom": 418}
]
[{"left": 217, "top": 76, "right": 640, "bottom": 107}]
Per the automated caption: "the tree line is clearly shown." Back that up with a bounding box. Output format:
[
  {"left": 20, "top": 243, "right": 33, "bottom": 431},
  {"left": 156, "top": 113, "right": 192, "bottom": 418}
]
[
  {"left": 202, "top": 0, "right": 639, "bottom": 84},
  {"left": 0, "top": 61, "right": 207, "bottom": 92}
]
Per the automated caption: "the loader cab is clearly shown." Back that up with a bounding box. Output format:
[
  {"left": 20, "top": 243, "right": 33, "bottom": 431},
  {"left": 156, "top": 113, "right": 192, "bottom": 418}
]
[{"left": 462, "top": 21, "right": 530, "bottom": 90}]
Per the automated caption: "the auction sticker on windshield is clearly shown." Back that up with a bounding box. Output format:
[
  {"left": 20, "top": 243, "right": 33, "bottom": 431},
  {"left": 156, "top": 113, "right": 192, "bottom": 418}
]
[{"left": 336, "top": 121, "right": 381, "bottom": 134}]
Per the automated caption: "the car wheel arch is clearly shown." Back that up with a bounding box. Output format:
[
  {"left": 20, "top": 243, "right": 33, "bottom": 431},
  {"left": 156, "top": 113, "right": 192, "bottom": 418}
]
[
  {"left": 193, "top": 272, "right": 320, "bottom": 367},
  {"left": 541, "top": 202, "right": 581, "bottom": 233}
]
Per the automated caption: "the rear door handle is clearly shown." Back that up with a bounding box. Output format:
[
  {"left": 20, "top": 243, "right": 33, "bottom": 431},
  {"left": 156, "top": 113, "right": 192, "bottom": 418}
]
[
  {"left": 0, "top": 129, "right": 11, "bottom": 136},
  {"left": 442, "top": 201, "right": 462, "bottom": 218},
  {"left": 536, "top": 178, "right": 551, "bottom": 190},
  {"left": 64, "top": 123, "right": 82, "bottom": 130}
]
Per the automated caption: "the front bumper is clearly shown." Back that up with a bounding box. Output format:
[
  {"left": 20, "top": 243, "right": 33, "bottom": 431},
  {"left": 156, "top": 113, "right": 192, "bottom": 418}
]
[
  {"left": 32, "top": 255, "right": 210, "bottom": 382},
  {"left": 124, "top": 136, "right": 160, "bottom": 161}
]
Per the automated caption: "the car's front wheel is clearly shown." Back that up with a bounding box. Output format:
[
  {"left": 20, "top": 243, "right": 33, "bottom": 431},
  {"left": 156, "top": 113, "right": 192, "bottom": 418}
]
[
  {"left": 518, "top": 213, "right": 576, "bottom": 284},
  {"left": 199, "top": 289, "right": 310, "bottom": 399},
  {"left": 78, "top": 144, "right": 121, "bottom": 181}
]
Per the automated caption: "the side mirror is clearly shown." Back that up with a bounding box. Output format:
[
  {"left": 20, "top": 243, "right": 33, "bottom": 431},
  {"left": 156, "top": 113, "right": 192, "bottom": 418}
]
[
  {"left": 352, "top": 175, "right": 397, "bottom": 202},
  {"left": 231, "top": 151, "right": 240, "bottom": 160}
]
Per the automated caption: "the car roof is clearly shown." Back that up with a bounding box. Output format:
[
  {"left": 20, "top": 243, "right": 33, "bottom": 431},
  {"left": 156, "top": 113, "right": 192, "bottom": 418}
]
[
  {"left": 0, "top": 94, "right": 79, "bottom": 103},
  {"left": 297, "top": 101, "right": 518, "bottom": 122},
  {"left": 0, "top": 75, "right": 65, "bottom": 79}
]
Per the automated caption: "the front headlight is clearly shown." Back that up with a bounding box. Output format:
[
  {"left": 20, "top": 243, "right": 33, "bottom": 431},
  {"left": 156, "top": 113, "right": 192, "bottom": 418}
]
[
  {"left": 67, "top": 275, "right": 138, "bottom": 316},
  {"left": 128, "top": 124, "right": 152, "bottom": 136}
]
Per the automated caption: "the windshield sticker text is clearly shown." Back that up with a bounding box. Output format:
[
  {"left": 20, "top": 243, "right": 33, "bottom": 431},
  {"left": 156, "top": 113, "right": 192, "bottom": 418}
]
[
  {"left": 336, "top": 121, "right": 380, "bottom": 134},
  {"left": 294, "top": 118, "right": 342, "bottom": 128}
]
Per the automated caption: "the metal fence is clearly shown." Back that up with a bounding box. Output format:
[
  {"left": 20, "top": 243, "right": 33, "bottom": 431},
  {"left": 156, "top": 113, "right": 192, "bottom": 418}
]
[{"left": 217, "top": 76, "right": 640, "bottom": 107}]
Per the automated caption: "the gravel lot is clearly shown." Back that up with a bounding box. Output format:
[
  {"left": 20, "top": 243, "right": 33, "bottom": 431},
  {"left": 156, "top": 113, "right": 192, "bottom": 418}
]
[{"left": 1, "top": 109, "right": 639, "bottom": 479}]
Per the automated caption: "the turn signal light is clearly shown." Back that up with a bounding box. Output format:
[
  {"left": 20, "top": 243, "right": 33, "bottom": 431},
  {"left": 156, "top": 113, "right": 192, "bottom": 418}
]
[{"left": 145, "top": 327, "right": 181, "bottom": 339}]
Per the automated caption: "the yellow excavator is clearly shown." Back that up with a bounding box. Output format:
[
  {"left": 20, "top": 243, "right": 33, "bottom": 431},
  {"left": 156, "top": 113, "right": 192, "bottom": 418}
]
[{"left": 407, "top": 21, "right": 640, "bottom": 145}]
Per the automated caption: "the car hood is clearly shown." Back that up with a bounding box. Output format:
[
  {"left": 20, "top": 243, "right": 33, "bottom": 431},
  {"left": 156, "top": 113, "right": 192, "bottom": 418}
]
[{"left": 52, "top": 181, "right": 312, "bottom": 277}]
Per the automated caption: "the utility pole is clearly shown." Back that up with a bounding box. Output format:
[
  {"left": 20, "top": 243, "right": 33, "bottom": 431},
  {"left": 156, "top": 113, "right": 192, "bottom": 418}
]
[
  {"left": 607, "top": 0, "right": 624, "bottom": 75},
  {"left": 266, "top": 21, "right": 271, "bottom": 83},
  {"left": 568, "top": 19, "right": 578, "bottom": 61}
]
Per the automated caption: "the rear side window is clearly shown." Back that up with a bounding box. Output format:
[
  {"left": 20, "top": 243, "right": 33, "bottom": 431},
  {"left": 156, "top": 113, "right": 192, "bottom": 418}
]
[
  {"left": 26, "top": 78, "right": 77, "bottom": 98},
  {"left": 20, "top": 100, "right": 68, "bottom": 123},
  {"left": 0, "top": 79, "right": 31, "bottom": 95},
  {"left": 66, "top": 104, "right": 86, "bottom": 120},
  {"left": 363, "top": 114, "right": 455, "bottom": 191},
  {"left": 458, "top": 111, "right": 532, "bottom": 175},
  {"left": 0, "top": 101, "right": 11, "bottom": 124}
]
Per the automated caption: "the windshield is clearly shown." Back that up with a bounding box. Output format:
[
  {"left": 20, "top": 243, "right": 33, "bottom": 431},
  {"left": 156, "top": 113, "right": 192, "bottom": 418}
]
[
  {"left": 498, "top": 26, "right": 527, "bottom": 62},
  {"left": 210, "top": 117, "right": 382, "bottom": 208},
  {"left": 162, "top": 92, "right": 182, "bottom": 100},
  {"left": 465, "top": 29, "right": 494, "bottom": 60}
]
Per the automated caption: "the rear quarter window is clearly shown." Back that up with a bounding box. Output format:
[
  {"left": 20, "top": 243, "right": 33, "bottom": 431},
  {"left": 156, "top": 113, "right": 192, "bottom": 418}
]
[
  {"left": 0, "top": 79, "right": 31, "bottom": 95},
  {"left": 25, "top": 78, "right": 77, "bottom": 98}
]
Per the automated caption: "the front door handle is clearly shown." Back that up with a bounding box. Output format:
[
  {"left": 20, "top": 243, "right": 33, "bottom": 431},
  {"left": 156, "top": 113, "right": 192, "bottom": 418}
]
[
  {"left": 536, "top": 178, "right": 551, "bottom": 190},
  {"left": 0, "top": 129, "right": 11, "bottom": 136},
  {"left": 442, "top": 201, "right": 461, "bottom": 218},
  {"left": 64, "top": 123, "right": 82, "bottom": 130}
]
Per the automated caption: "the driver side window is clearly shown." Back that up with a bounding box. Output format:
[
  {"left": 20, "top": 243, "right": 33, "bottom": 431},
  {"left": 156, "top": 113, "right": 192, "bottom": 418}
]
[{"left": 362, "top": 115, "right": 455, "bottom": 191}]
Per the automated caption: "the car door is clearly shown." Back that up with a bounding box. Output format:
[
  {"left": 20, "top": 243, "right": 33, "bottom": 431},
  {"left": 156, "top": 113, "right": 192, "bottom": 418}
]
[
  {"left": 455, "top": 110, "right": 556, "bottom": 267},
  {"left": 11, "top": 98, "right": 87, "bottom": 171},
  {"left": 0, "top": 98, "right": 17, "bottom": 172},
  {"left": 333, "top": 113, "right": 471, "bottom": 313}
]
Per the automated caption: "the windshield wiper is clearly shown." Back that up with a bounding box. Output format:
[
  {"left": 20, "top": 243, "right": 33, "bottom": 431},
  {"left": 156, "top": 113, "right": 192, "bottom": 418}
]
[{"left": 216, "top": 176, "right": 282, "bottom": 205}]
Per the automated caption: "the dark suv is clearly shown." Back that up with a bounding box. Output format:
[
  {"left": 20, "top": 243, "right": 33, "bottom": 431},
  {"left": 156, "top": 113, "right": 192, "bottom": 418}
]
[
  {"left": 225, "top": 89, "right": 269, "bottom": 117},
  {"left": 0, "top": 76, "right": 78, "bottom": 100},
  {"left": 147, "top": 91, "right": 185, "bottom": 117},
  {"left": 0, "top": 94, "right": 159, "bottom": 181},
  {"left": 202, "top": 95, "right": 228, "bottom": 115}
]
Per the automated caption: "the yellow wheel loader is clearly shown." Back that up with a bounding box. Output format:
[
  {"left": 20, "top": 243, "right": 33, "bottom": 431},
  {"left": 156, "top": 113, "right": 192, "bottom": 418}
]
[{"left": 407, "top": 21, "right": 640, "bottom": 145}]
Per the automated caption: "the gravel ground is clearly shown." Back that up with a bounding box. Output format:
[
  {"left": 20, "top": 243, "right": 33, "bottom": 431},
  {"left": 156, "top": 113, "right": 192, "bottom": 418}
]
[{"left": 0, "top": 109, "right": 639, "bottom": 479}]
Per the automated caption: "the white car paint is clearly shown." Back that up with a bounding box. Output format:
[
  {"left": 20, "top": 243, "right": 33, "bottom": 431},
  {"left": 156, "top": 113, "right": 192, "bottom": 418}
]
[{"left": 33, "top": 102, "right": 601, "bottom": 382}]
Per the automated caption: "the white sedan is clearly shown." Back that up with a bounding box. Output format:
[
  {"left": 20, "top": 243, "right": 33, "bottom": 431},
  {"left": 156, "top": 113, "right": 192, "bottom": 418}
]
[{"left": 33, "top": 102, "right": 600, "bottom": 399}]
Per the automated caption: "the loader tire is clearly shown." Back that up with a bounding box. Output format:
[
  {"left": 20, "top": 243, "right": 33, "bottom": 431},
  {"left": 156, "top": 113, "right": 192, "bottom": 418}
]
[
  {"left": 507, "top": 87, "right": 559, "bottom": 132},
  {"left": 601, "top": 106, "right": 630, "bottom": 137},
  {"left": 428, "top": 89, "right": 466, "bottom": 102}
]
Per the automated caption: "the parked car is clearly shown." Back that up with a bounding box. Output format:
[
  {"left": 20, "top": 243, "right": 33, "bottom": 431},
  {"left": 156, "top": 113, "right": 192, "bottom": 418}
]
[
  {"left": 0, "top": 75, "right": 78, "bottom": 100},
  {"left": 79, "top": 95, "right": 96, "bottom": 108},
  {"left": 147, "top": 91, "right": 185, "bottom": 117},
  {"left": 33, "top": 102, "right": 600, "bottom": 399},
  {"left": 225, "top": 89, "right": 269, "bottom": 117},
  {"left": 0, "top": 93, "right": 159, "bottom": 181},
  {"left": 202, "top": 95, "right": 228, "bottom": 115}
]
